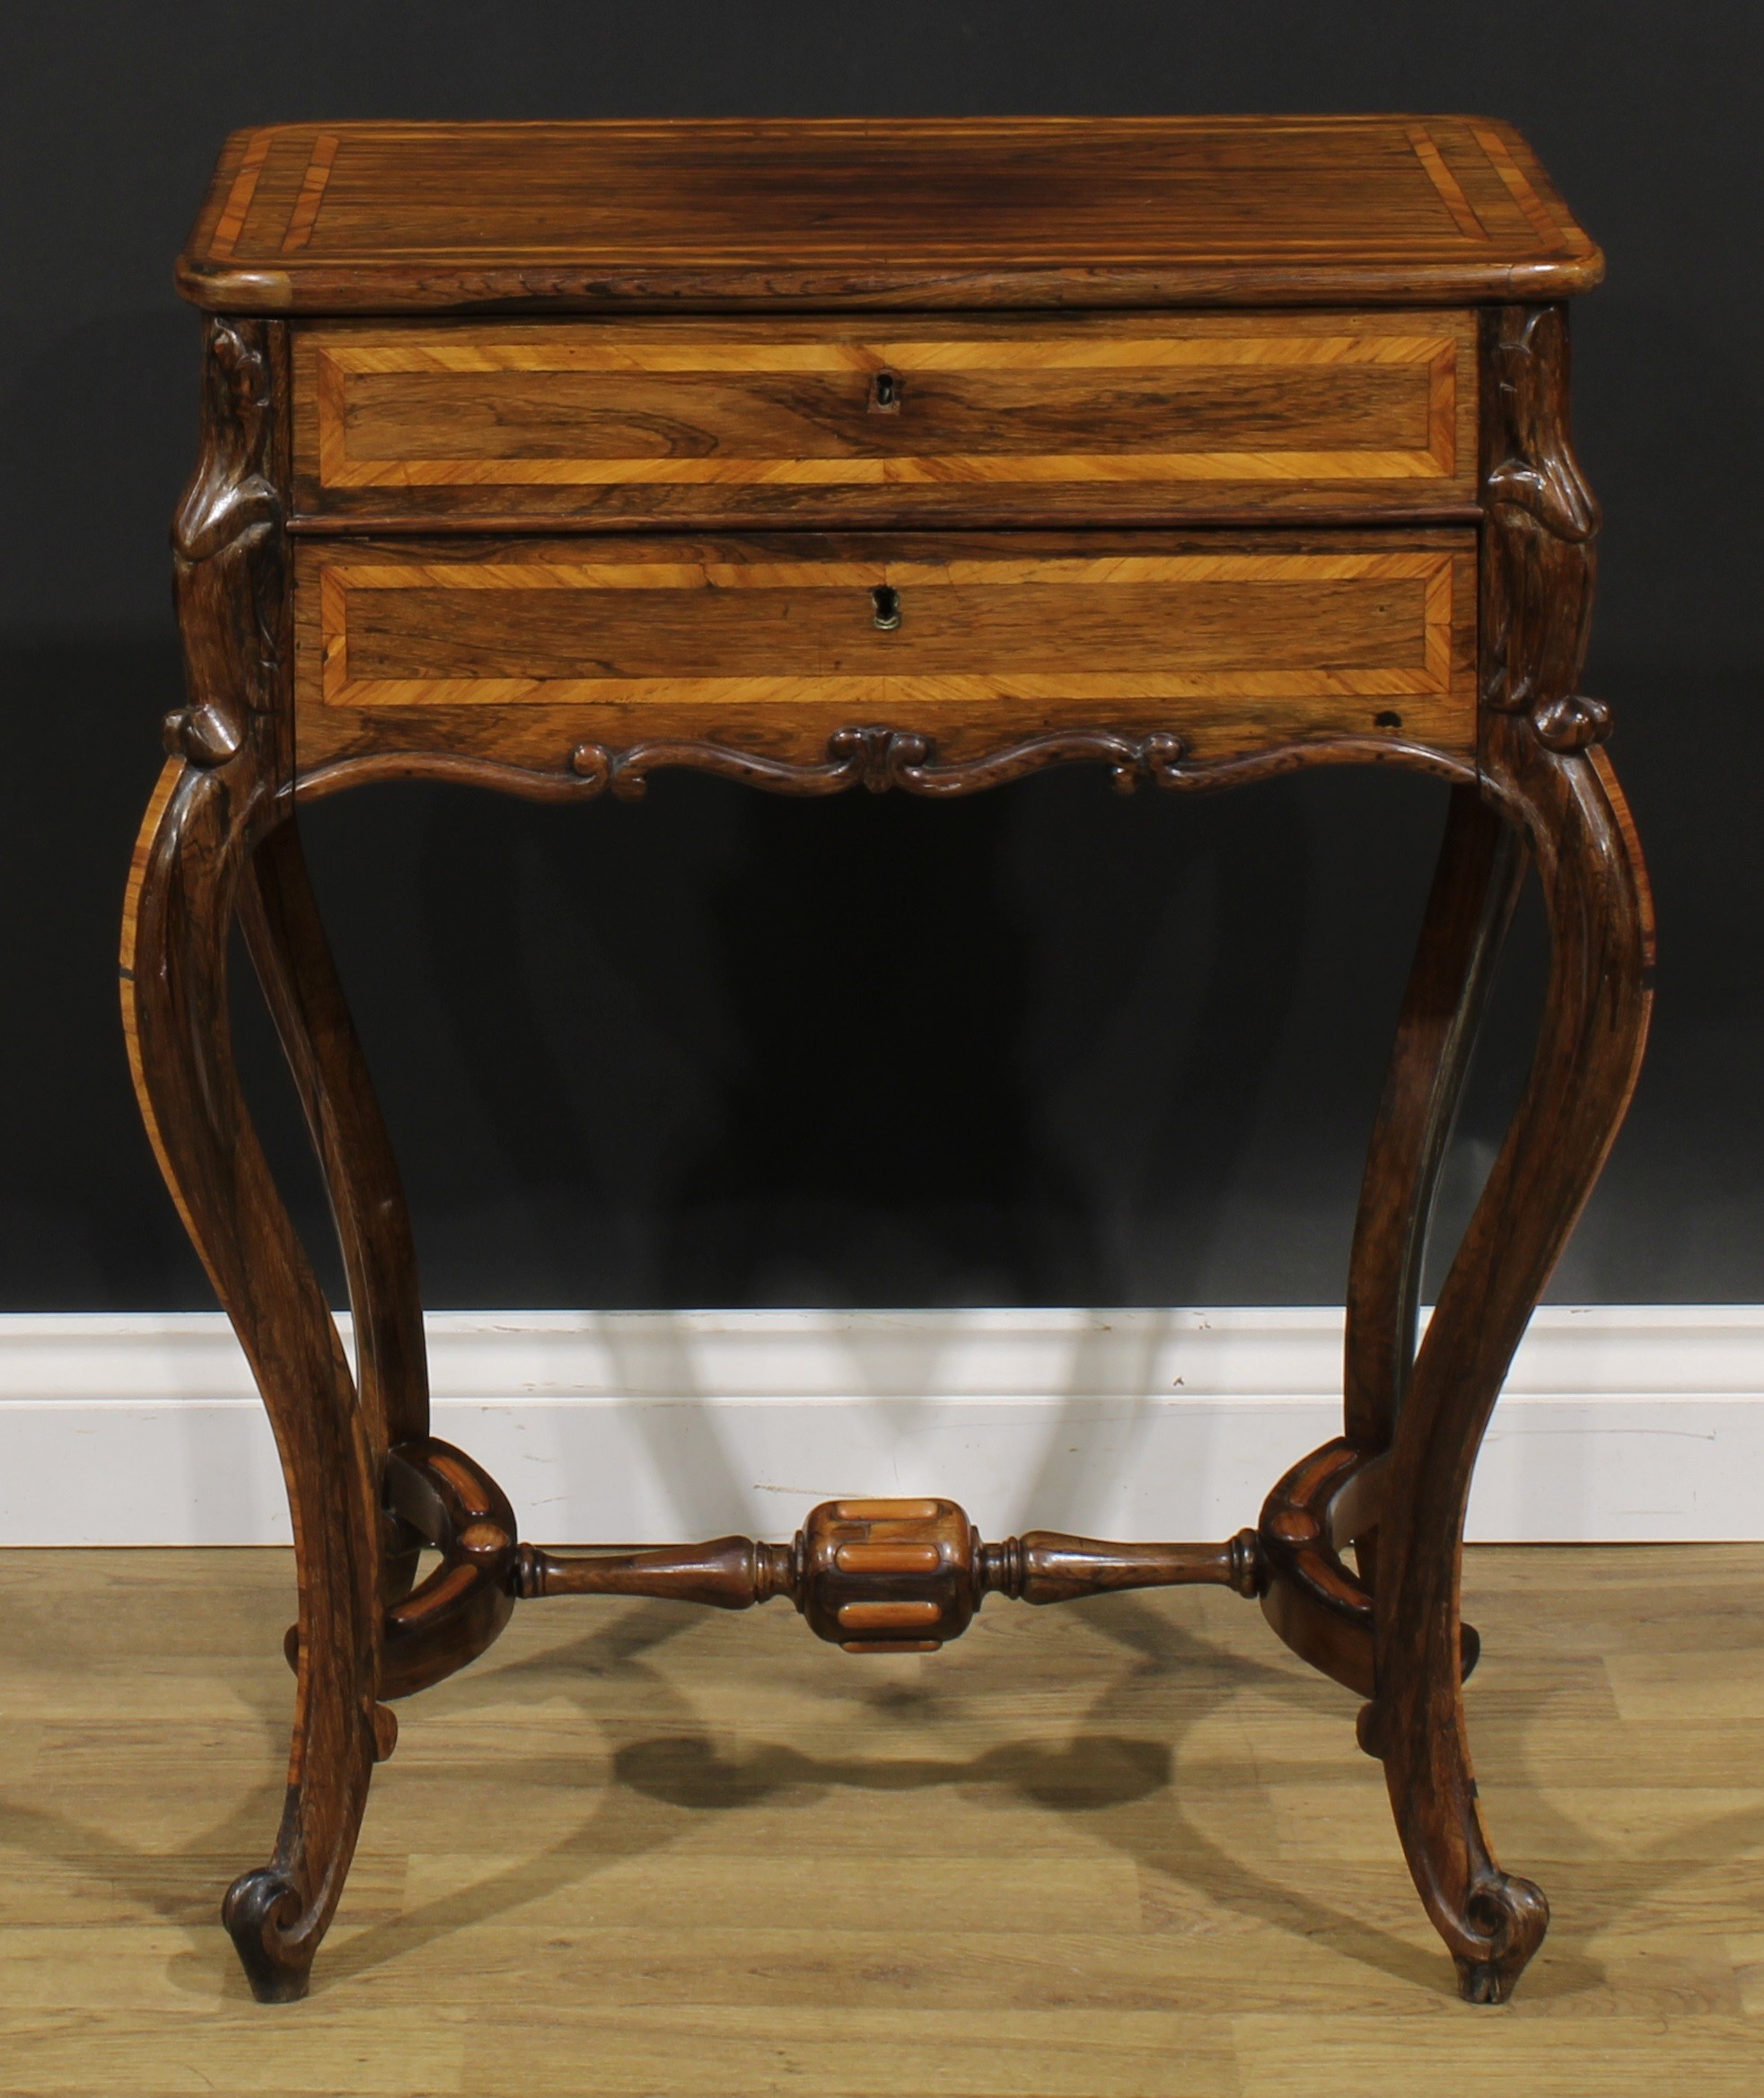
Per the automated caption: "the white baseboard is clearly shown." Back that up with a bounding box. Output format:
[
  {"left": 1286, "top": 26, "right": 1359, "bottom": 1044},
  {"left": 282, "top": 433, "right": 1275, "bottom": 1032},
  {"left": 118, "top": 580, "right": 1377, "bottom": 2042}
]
[{"left": 1, "top": 1306, "right": 1760, "bottom": 1547}]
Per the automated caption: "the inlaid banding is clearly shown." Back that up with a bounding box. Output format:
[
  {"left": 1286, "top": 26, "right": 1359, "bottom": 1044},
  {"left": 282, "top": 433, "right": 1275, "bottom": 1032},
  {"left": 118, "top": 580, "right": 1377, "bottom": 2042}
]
[
  {"left": 388, "top": 1562, "right": 477, "bottom": 1626},
  {"left": 209, "top": 132, "right": 273, "bottom": 259},
  {"left": 284, "top": 134, "right": 341, "bottom": 253},
  {"left": 835, "top": 1498, "right": 943, "bottom": 1522},
  {"left": 426, "top": 1450, "right": 492, "bottom": 1516},
  {"left": 294, "top": 312, "right": 1475, "bottom": 518},
  {"left": 837, "top": 1600, "right": 944, "bottom": 1630},
  {"left": 836, "top": 1543, "right": 943, "bottom": 1575},
  {"left": 1406, "top": 127, "right": 1487, "bottom": 242}
]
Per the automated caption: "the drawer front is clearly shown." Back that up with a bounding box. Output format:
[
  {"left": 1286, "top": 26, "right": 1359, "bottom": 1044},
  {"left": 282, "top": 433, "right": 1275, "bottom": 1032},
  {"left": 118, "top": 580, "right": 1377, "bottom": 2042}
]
[
  {"left": 292, "top": 312, "right": 1478, "bottom": 527},
  {"left": 294, "top": 533, "right": 1478, "bottom": 776}
]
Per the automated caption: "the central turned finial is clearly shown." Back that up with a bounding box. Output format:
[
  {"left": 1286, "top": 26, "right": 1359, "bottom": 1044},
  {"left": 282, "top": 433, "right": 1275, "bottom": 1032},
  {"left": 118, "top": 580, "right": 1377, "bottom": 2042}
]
[{"left": 795, "top": 1497, "right": 977, "bottom": 1651}]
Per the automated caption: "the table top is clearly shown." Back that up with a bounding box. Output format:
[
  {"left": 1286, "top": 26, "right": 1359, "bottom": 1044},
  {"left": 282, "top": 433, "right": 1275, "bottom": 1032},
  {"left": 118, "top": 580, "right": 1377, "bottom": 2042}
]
[{"left": 178, "top": 116, "right": 1601, "bottom": 314}]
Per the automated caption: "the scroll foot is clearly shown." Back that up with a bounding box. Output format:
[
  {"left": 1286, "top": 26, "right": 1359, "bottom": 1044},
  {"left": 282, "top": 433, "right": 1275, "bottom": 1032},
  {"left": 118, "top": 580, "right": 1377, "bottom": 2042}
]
[
  {"left": 222, "top": 1866, "right": 311, "bottom": 2004},
  {"left": 1455, "top": 1874, "right": 1549, "bottom": 2004}
]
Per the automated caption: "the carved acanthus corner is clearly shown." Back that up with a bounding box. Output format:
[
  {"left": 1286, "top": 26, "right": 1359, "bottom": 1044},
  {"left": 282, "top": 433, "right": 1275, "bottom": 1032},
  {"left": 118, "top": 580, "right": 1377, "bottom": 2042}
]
[
  {"left": 165, "top": 317, "right": 287, "bottom": 768},
  {"left": 1480, "top": 304, "right": 1610, "bottom": 754}
]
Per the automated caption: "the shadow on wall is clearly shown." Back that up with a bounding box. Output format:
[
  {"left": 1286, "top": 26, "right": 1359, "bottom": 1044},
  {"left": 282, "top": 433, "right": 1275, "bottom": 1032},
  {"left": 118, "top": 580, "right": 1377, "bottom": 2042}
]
[
  {"left": 9, "top": 632, "right": 1762, "bottom": 1313},
  {"left": 0, "top": 633, "right": 1382, "bottom": 1317},
  {"left": 0, "top": 311, "right": 199, "bottom": 635},
  {"left": 377, "top": 766, "right": 1321, "bottom": 1308},
  {"left": 0, "top": 636, "right": 208, "bottom": 1307}
]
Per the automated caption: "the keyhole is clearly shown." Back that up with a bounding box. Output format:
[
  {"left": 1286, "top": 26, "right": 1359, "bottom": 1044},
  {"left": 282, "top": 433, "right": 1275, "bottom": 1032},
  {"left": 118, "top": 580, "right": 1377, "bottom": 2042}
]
[
  {"left": 872, "top": 584, "right": 901, "bottom": 629},
  {"left": 870, "top": 370, "right": 900, "bottom": 412}
]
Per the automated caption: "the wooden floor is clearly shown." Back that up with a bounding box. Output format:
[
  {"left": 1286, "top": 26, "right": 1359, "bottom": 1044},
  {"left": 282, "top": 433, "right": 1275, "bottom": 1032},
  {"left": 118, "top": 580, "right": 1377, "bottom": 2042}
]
[{"left": 0, "top": 1546, "right": 1760, "bottom": 2095}]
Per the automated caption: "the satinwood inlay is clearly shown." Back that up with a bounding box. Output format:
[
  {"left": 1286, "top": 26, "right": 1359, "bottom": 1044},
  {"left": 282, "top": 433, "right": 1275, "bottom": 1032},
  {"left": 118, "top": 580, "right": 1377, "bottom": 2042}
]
[
  {"left": 294, "top": 536, "right": 1474, "bottom": 772},
  {"left": 294, "top": 315, "right": 1470, "bottom": 520}
]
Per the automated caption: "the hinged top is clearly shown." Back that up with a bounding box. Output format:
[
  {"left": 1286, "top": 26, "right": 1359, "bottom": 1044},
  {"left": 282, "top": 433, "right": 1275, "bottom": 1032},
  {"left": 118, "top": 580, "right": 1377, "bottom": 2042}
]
[{"left": 179, "top": 116, "right": 1601, "bottom": 314}]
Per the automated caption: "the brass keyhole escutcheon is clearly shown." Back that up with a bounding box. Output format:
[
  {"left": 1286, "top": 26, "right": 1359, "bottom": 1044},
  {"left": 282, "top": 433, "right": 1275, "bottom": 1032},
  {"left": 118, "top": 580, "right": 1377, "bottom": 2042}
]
[
  {"left": 871, "top": 584, "right": 901, "bottom": 629},
  {"left": 869, "top": 369, "right": 900, "bottom": 412}
]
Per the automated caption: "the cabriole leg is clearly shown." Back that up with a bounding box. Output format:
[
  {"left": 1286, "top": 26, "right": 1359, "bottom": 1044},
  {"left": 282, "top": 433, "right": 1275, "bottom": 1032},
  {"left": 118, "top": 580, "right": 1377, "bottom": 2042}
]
[
  {"left": 1345, "top": 783, "right": 1528, "bottom": 1452},
  {"left": 1343, "top": 783, "right": 1528, "bottom": 1600},
  {"left": 1360, "top": 730, "right": 1653, "bottom": 2001},
  {"left": 123, "top": 759, "right": 387, "bottom": 2001},
  {"left": 121, "top": 311, "right": 397, "bottom": 1999},
  {"left": 239, "top": 816, "right": 430, "bottom": 1602}
]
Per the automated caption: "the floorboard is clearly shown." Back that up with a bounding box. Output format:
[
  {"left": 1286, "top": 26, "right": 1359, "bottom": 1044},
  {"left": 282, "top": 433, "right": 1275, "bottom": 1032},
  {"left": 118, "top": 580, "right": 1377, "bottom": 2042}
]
[{"left": 0, "top": 1545, "right": 1759, "bottom": 2094}]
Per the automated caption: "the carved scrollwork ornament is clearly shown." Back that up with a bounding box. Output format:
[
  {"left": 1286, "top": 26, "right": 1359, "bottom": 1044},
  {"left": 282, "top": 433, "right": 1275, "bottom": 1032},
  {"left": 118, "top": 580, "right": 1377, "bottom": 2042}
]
[
  {"left": 1530, "top": 692, "right": 1613, "bottom": 753},
  {"left": 161, "top": 699, "right": 246, "bottom": 768},
  {"left": 172, "top": 319, "right": 280, "bottom": 566},
  {"left": 168, "top": 315, "right": 288, "bottom": 770},
  {"left": 1480, "top": 303, "right": 1611, "bottom": 754},
  {"left": 568, "top": 725, "right": 1189, "bottom": 800},
  {"left": 294, "top": 728, "right": 1478, "bottom": 810}
]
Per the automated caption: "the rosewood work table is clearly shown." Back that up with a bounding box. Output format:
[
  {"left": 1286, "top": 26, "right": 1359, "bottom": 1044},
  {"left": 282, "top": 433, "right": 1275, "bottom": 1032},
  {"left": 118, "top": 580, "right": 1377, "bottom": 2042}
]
[{"left": 125, "top": 118, "right": 1652, "bottom": 2006}]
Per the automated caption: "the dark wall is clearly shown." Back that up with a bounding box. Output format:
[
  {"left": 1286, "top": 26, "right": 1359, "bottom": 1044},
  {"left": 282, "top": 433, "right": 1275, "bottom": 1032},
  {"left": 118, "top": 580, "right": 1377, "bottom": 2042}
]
[{"left": 3, "top": 2, "right": 1759, "bottom": 1312}]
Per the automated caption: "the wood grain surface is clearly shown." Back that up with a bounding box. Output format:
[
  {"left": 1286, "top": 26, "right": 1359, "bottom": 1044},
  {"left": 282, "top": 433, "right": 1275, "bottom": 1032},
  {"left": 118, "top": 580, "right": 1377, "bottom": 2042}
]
[
  {"left": 0, "top": 1545, "right": 1757, "bottom": 2095},
  {"left": 293, "top": 531, "right": 1477, "bottom": 773},
  {"left": 142, "top": 116, "right": 1640, "bottom": 2014},
  {"left": 290, "top": 312, "right": 1477, "bottom": 527},
  {"left": 177, "top": 117, "right": 1602, "bottom": 313}
]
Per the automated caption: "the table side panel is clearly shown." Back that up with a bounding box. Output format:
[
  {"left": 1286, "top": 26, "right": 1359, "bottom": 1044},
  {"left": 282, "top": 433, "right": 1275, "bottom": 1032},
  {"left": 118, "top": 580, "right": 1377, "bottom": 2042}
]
[
  {"left": 293, "top": 531, "right": 1479, "bottom": 773},
  {"left": 292, "top": 311, "right": 1478, "bottom": 528}
]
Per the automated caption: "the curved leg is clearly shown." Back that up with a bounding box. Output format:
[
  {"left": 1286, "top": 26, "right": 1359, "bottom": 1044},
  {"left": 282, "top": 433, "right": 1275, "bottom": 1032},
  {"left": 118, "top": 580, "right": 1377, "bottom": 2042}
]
[
  {"left": 122, "top": 758, "right": 384, "bottom": 2000},
  {"left": 238, "top": 818, "right": 430, "bottom": 1601},
  {"left": 1342, "top": 785, "right": 1527, "bottom": 1627},
  {"left": 1359, "top": 724, "right": 1653, "bottom": 2001},
  {"left": 1344, "top": 784, "right": 1527, "bottom": 1457}
]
